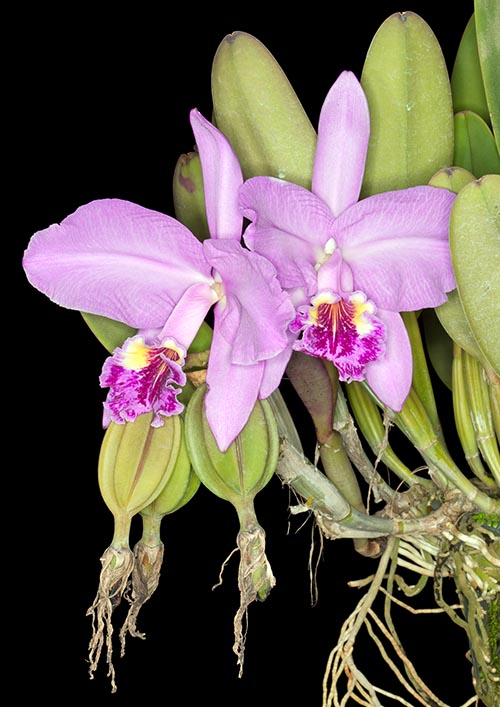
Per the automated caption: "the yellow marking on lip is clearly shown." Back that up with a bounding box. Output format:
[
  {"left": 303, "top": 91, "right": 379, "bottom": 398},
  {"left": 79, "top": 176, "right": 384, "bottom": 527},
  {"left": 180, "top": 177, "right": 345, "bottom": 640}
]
[{"left": 122, "top": 338, "right": 150, "bottom": 370}]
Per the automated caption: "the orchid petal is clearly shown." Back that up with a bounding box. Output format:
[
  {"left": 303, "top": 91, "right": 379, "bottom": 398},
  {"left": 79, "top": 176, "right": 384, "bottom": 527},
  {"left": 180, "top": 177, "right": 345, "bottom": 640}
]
[
  {"left": 100, "top": 335, "right": 186, "bottom": 428},
  {"left": 23, "top": 199, "right": 212, "bottom": 329},
  {"left": 312, "top": 71, "right": 370, "bottom": 217},
  {"left": 240, "top": 176, "right": 335, "bottom": 289},
  {"left": 190, "top": 109, "right": 243, "bottom": 240},
  {"left": 363, "top": 309, "right": 412, "bottom": 411},
  {"left": 204, "top": 239, "right": 294, "bottom": 364},
  {"left": 157, "top": 282, "right": 218, "bottom": 351},
  {"left": 205, "top": 319, "right": 265, "bottom": 452},
  {"left": 335, "top": 187, "right": 456, "bottom": 310},
  {"left": 259, "top": 337, "right": 295, "bottom": 400}
]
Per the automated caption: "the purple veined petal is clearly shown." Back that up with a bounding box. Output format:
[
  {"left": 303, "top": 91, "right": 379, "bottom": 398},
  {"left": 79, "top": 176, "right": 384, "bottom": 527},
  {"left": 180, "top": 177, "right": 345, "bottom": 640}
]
[
  {"left": 190, "top": 109, "right": 243, "bottom": 240},
  {"left": 240, "top": 176, "right": 336, "bottom": 279},
  {"left": 335, "top": 186, "right": 457, "bottom": 311},
  {"left": 363, "top": 309, "right": 412, "bottom": 411},
  {"left": 157, "top": 282, "right": 218, "bottom": 351},
  {"left": 312, "top": 71, "right": 370, "bottom": 218},
  {"left": 204, "top": 239, "right": 295, "bottom": 364},
  {"left": 23, "top": 199, "right": 213, "bottom": 329},
  {"left": 205, "top": 318, "right": 265, "bottom": 452},
  {"left": 100, "top": 334, "right": 186, "bottom": 428},
  {"left": 293, "top": 291, "right": 385, "bottom": 383}
]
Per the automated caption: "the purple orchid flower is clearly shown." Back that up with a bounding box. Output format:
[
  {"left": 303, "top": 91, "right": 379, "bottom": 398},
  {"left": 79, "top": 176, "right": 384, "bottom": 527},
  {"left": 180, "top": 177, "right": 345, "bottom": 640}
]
[
  {"left": 239, "top": 71, "right": 457, "bottom": 411},
  {"left": 23, "top": 109, "right": 295, "bottom": 452}
]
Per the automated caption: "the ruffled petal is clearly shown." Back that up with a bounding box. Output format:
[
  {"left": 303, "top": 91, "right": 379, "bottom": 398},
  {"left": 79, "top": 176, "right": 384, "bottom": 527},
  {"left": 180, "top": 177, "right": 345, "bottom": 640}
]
[
  {"left": 190, "top": 109, "right": 243, "bottom": 240},
  {"left": 240, "top": 176, "right": 335, "bottom": 290},
  {"left": 22, "top": 199, "right": 212, "bottom": 328},
  {"left": 312, "top": 71, "right": 370, "bottom": 217},
  {"left": 100, "top": 334, "right": 186, "bottom": 427},
  {"left": 205, "top": 319, "right": 265, "bottom": 452},
  {"left": 363, "top": 309, "right": 412, "bottom": 411},
  {"left": 293, "top": 290, "right": 385, "bottom": 382},
  {"left": 335, "top": 186, "right": 456, "bottom": 310},
  {"left": 204, "top": 239, "right": 295, "bottom": 364}
]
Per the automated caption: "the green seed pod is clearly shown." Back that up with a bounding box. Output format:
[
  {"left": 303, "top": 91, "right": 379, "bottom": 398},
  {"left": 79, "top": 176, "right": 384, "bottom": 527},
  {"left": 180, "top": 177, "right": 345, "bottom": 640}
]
[
  {"left": 141, "top": 417, "right": 199, "bottom": 518},
  {"left": 183, "top": 383, "right": 279, "bottom": 506},
  {"left": 98, "top": 411, "right": 183, "bottom": 524}
]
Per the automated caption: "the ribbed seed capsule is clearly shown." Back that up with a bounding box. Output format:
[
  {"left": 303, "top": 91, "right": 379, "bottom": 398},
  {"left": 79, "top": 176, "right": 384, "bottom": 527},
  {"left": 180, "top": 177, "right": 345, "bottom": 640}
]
[
  {"left": 98, "top": 411, "right": 183, "bottom": 521},
  {"left": 88, "top": 412, "right": 184, "bottom": 692}
]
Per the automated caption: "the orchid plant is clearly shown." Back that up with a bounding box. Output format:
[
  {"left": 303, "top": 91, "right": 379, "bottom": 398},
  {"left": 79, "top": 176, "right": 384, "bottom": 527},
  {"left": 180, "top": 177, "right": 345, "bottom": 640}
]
[{"left": 22, "top": 4, "right": 499, "bottom": 706}]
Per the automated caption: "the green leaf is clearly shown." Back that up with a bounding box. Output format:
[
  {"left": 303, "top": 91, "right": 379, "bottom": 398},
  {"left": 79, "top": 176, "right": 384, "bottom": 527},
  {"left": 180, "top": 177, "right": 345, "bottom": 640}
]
[
  {"left": 451, "top": 13, "right": 490, "bottom": 125},
  {"left": 211, "top": 31, "right": 316, "bottom": 187},
  {"left": 81, "top": 312, "right": 136, "bottom": 353},
  {"left": 450, "top": 174, "right": 500, "bottom": 375},
  {"left": 454, "top": 110, "right": 500, "bottom": 177},
  {"left": 360, "top": 11, "right": 454, "bottom": 196},
  {"left": 475, "top": 0, "right": 500, "bottom": 153}
]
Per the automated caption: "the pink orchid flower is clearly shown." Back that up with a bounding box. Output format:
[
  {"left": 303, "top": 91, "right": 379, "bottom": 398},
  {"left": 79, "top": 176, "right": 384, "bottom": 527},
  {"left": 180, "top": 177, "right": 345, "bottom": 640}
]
[
  {"left": 23, "top": 110, "right": 295, "bottom": 451},
  {"left": 239, "top": 71, "right": 457, "bottom": 411}
]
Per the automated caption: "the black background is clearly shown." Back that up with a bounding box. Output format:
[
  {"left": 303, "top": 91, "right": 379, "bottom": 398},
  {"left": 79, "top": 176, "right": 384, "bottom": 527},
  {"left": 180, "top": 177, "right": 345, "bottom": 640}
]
[{"left": 13, "top": 2, "right": 480, "bottom": 704}]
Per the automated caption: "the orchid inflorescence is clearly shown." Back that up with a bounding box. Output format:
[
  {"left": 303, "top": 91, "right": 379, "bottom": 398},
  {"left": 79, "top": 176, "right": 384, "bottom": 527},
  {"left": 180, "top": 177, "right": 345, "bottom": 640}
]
[{"left": 23, "top": 7, "right": 499, "bottom": 706}]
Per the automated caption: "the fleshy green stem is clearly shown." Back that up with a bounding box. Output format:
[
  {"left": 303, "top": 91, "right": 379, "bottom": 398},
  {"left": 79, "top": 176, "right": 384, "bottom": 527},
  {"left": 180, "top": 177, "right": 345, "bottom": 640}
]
[
  {"left": 402, "top": 311, "right": 443, "bottom": 440},
  {"left": 386, "top": 387, "right": 500, "bottom": 514},
  {"left": 463, "top": 350, "right": 500, "bottom": 485},
  {"left": 452, "top": 343, "right": 496, "bottom": 486}
]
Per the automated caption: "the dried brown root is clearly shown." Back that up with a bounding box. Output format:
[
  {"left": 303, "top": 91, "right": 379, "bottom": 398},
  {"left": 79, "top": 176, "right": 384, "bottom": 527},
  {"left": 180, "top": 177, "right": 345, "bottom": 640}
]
[
  {"left": 233, "top": 525, "right": 276, "bottom": 677},
  {"left": 86, "top": 545, "right": 134, "bottom": 693},
  {"left": 119, "top": 541, "right": 164, "bottom": 656}
]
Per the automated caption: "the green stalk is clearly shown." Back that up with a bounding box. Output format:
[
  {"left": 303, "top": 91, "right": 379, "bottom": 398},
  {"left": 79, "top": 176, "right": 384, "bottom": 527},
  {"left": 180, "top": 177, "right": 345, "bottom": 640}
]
[
  {"left": 276, "top": 439, "right": 466, "bottom": 537},
  {"left": 402, "top": 311, "right": 442, "bottom": 438},
  {"left": 387, "top": 387, "right": 500, "bottom": 514},
  {"left": 487, "top": 370, "right": 500, "bottom": 442},
  {"left": 463, "top": 350, "right": 500, "bottom": 485},
  {"left": 452, "top": 343, "right": 496, "bottom": 486},
  {"left": 345, "top": 379, "right": 433, "bottom": 489}
]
